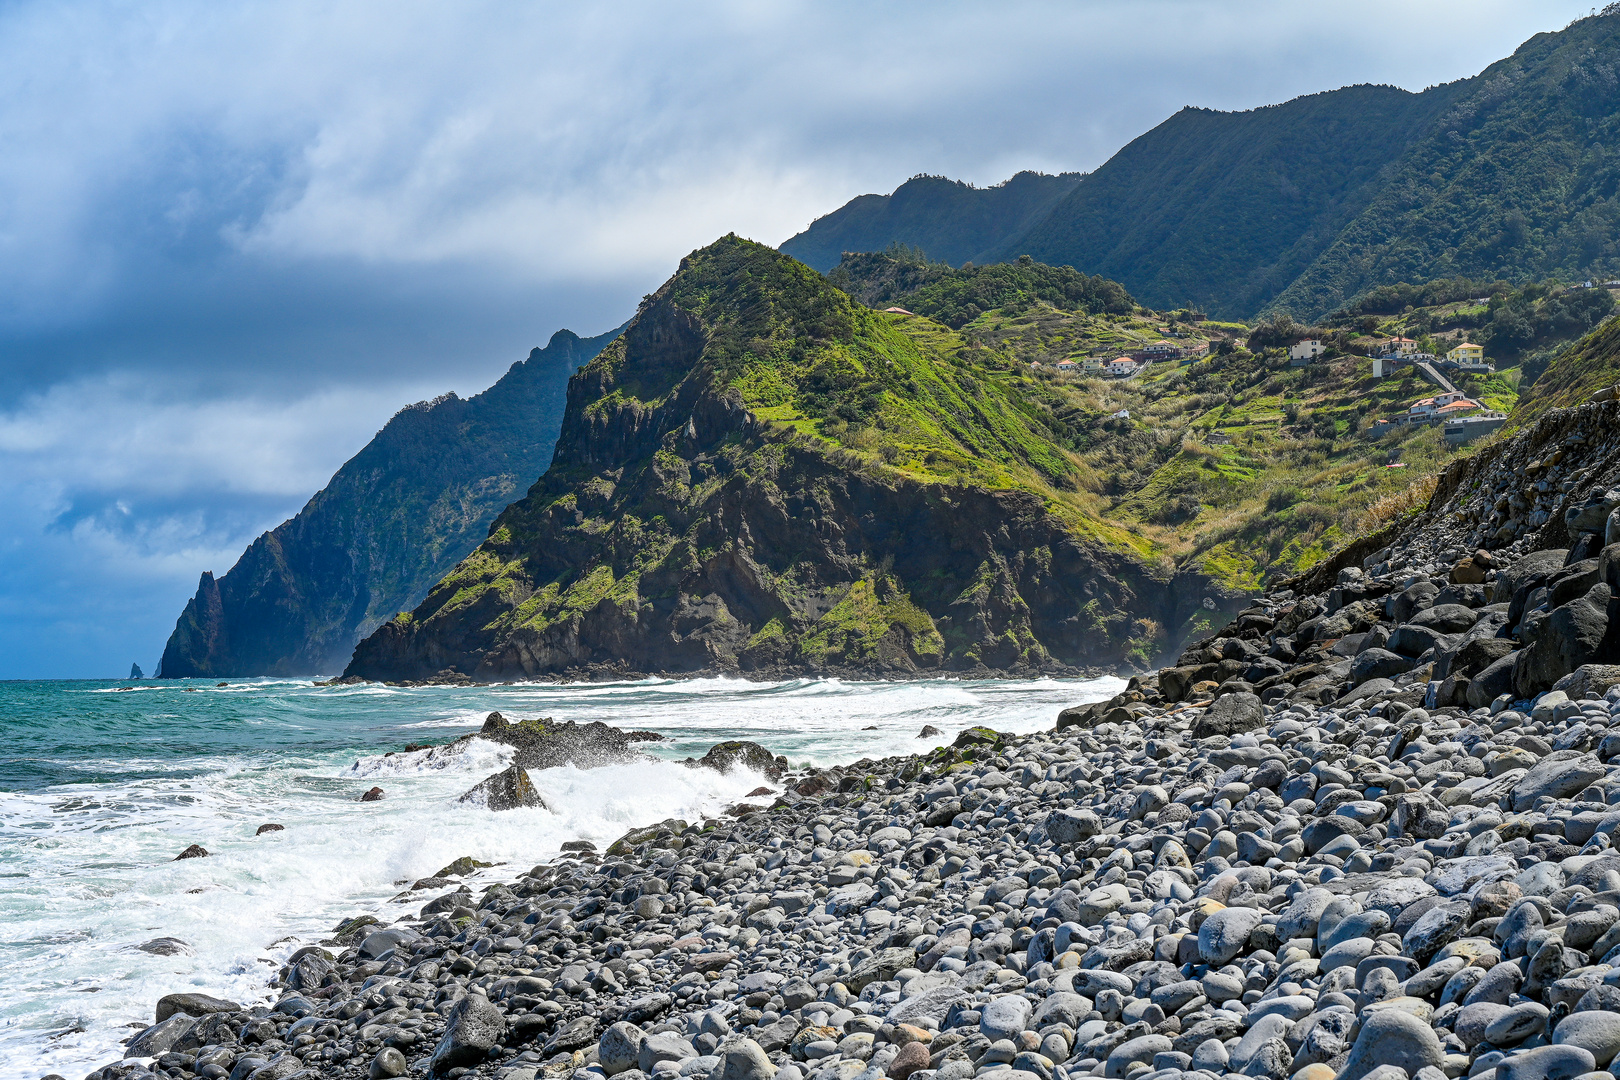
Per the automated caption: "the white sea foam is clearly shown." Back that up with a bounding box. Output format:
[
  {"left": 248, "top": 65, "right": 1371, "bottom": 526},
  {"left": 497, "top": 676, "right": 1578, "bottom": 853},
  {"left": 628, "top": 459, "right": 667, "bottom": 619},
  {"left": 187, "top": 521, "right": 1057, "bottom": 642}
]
[{"left": 0, "top": 674, "right": 1121, "bottom": 1077}]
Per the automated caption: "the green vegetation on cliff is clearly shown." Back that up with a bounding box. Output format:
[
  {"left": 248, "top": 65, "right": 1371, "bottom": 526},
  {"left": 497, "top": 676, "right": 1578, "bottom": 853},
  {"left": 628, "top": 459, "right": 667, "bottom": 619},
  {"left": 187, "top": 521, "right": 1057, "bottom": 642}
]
[
  {"left": 347, "top": 238, "right": 1217, "bottom": 683},
  {"left": 1274, "top": 12, "right": 1620, "bottom": 317},
  {"left": 1515, "top": 310, "right": 1620, "bottom": 419},
  {"left": 827, "top": 251, "right": 1491, "bottom": 589}
]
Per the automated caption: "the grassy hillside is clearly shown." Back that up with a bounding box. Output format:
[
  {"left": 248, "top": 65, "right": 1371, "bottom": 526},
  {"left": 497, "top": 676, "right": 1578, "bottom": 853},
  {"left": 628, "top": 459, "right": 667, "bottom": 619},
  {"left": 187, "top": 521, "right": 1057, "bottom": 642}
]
[
  {"left": 1515, "top": 310, "right": 1620, "bottom": 419},
  {"left": 779, "top": 172, "right": 1082, "bottom": 273},
  {"left": 832, "top": 251, "right": 1466, "bottom": 592}
]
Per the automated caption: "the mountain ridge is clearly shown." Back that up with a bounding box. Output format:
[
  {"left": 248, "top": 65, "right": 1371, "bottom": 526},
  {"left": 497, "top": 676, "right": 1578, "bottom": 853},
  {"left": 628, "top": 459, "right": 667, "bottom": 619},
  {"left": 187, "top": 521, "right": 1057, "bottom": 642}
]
[
  {"left": 780, "top": 171, "right": 1083, "bottom": 273},
  {"left": 782, "top": 8, "right": 1620, "bottom": 320},
  {"left": 158, "top": 326, "right": 621, "bottom": 678}
]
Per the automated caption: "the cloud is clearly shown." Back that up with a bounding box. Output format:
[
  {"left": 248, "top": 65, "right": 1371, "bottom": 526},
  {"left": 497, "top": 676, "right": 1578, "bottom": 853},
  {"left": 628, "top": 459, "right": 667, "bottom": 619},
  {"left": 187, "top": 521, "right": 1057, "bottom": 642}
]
[
  {"left": 0, "top": 375, "right": 453, "bottom": 677},
  {"left": 0, "top": 0, "right": 1594, "bottom": 675}
]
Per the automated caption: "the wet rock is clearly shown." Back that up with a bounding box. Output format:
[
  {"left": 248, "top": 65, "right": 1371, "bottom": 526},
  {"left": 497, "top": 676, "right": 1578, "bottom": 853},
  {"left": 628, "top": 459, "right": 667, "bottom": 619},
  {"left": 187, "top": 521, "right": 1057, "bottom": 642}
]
[
  {"left": 173, "top": 844, "right": 208, "bottom": 860},
  {"left": 370, "top": 1047, "right": 408, "bottom": 1079},
  {"left": 689, "top": 740, "right": 783, "bottom": 777},
  {"left": 430, "top": 992, "right": 505, "bottom": 1071},
  {"left": 155, "top": 993, "right": 237, "bottom": 1023},
  {"left": 359, "top": 786, "right": 385, "bottom": 802},
  {"left": 458, "top": 764, "right": 549, "bottom": 811},
  {"left": 255, "top": 823, "right": 284, "bottom": 835},
  {"left": 124, "top": 1013, "right": 196, "bottom": 1058},
  {"left": 1191, "top": 692, "right": 1264, "bottom": 737}
]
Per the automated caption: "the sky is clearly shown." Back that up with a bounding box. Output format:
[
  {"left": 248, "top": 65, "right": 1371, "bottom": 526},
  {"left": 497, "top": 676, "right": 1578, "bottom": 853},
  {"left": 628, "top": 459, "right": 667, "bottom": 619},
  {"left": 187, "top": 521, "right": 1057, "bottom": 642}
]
[{"left": 0, "top": 0, "right": 1597, "bottom": 679}]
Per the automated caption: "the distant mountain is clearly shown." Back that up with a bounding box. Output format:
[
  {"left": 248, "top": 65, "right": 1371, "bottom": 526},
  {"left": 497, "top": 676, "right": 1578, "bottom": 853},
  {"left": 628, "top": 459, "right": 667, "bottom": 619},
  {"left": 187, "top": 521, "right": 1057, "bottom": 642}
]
[
  {"left": 157, "top": 326, "right": 621, "bottom": 678},
  {"left": 785, "top": 10, "right": 1620, "bottom": 320},
  {"left": 1271, "top": 13, "right": 1620, "bottom": 316},
  {"left": 780, "top": 171, "right": 1082, "bottom": 272},
  {"left": 997, "top": 84, "right": 1463, "bottom": 318}
]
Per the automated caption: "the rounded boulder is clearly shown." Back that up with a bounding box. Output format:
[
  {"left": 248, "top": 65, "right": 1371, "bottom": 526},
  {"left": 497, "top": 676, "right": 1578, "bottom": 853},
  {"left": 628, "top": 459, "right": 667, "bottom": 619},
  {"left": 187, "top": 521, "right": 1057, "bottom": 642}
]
[
  {"left": 1337, "top": 1007, "right": 1444, "bottom": 1080},
  {"left": 1197, "top": 905, "right": 1263, "bottom": 966}
]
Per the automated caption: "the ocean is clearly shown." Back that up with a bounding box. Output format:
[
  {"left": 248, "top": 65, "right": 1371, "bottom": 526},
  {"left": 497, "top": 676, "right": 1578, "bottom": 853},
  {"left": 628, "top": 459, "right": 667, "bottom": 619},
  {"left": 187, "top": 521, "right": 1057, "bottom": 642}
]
[{"left": 0, "top": 674, "right": 1121, "bottom": 1077}]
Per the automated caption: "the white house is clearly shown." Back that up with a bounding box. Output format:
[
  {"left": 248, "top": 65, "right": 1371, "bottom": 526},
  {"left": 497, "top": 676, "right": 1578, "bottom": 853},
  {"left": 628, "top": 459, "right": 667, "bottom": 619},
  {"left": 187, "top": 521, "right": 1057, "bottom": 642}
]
[
  {"left": 1288, "top": 339, "right": 1325, "bottom": 362},
  {"left": 1106, "top": 358, "right": 1138, "bottom": 377}
]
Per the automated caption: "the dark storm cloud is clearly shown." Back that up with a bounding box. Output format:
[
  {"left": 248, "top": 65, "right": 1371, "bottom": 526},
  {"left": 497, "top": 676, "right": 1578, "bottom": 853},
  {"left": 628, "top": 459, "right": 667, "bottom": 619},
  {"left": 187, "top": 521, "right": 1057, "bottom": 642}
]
[{"left": 0, "top": 0, "right": 1593, "bottom": 676}]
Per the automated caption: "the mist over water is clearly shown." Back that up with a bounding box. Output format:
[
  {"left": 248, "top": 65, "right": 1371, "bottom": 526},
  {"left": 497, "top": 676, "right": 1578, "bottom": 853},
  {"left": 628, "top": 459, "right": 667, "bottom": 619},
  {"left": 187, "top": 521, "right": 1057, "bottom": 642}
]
[{"left": 0, "top": 674, "right": 1121, "bottom": 1077}]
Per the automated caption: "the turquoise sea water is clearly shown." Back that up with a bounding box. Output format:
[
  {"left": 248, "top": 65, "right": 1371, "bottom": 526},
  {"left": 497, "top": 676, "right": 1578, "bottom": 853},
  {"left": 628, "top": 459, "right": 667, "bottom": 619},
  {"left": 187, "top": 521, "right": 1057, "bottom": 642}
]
[{"left": 0, "top": 674, "right": 1121, "bottom": 1078}]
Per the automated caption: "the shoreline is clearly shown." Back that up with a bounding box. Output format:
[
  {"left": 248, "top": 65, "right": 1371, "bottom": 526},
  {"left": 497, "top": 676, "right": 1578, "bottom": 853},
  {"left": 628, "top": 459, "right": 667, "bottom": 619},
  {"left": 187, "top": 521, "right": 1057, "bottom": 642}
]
[
  {"left": 83, "top": 664, "right": 1620, "bottom": 1080},
  {"left": 77, "top": 394, "right": 1620, "bottom": 1080}
]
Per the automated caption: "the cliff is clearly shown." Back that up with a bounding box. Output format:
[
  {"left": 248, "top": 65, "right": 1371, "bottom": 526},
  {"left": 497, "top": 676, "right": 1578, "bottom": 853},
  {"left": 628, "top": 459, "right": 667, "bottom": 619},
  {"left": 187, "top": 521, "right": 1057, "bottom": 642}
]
[
  {"left": 346, "top": 237, "right": 1227, "bottom": 683},
  {"left": 158, "top": 327, "right": 620, "bottom": 678}
]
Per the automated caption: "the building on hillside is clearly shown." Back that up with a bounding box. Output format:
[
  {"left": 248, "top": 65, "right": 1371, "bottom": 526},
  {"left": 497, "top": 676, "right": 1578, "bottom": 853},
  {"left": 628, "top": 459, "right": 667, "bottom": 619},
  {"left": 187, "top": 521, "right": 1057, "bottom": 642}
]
[
  {"left": 1106, "top": 358, "right": 1138, "bottom": 377},
  {"left": 1288, "top": 339, "right": 1326, "bottom": 363},
  {"left": 1408, "top": 397, "right": 1439, "bottom": 419},
  {"left": 1435, "top": 400, "right": 1481, "bottom": 418},
  {"left": 1111, "top": 408, "right": 1131, "bottom": 419},
  {"left": 1137, "top": 341, "right": 1181, "bottom": 361},
  {"left": 1444, "top": 413, "right": 1507, "bottom": 444},
  {"left": 1055, "top": 360, "right": 1078, "bottom": 372},
  {"left": 1442, "top": 341, "right": 1492, "bottom": 374},
  {"left": 1379, "top": 337, "right": 1419, "bottom": 356},
  {"left": 1081, "top": 357, "right": 1107, "bottom": 374}
]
